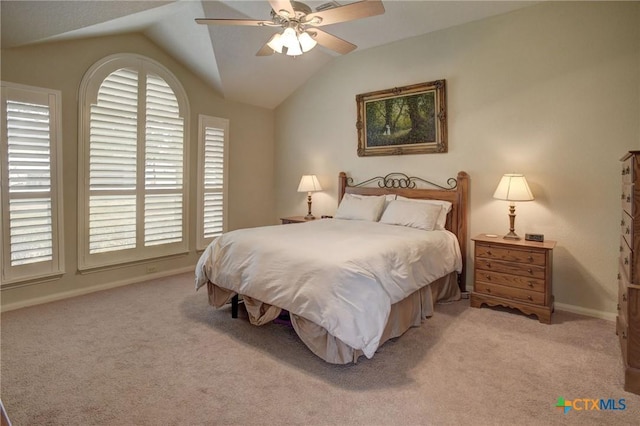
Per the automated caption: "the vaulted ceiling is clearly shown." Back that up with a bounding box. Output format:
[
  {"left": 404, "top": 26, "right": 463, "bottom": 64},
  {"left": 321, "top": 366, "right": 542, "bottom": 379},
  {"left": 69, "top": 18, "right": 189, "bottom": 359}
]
[{"left": 1, "top": 1, "right": 537, "bottom": 109}]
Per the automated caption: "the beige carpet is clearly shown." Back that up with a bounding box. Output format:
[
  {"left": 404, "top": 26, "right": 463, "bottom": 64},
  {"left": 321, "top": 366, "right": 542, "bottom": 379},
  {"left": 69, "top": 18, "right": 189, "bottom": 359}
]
[{"left": 1, "top": 272, "right": 638, "bottom": 425}]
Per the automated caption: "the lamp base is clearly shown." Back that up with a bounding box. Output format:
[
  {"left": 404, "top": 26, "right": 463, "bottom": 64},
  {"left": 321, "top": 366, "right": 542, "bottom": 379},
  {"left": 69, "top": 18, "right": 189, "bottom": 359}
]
[
  {"left": 503, "top": 231, "right": 520, "bottom": 240},
  {"left": 304, "top": 214, "right": 316, "bottom": 220}
]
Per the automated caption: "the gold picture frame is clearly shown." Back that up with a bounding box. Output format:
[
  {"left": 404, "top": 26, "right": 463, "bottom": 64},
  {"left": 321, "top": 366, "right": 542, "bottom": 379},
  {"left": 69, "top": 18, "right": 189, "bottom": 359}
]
[{"left": 356, "top": 80, "right": 447, "bottom": 156}]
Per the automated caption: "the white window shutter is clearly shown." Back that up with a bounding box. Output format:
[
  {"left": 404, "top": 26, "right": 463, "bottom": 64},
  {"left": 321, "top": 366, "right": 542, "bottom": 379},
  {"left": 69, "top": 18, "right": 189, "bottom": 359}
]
[
  {"left": 1, "top": 82, "right": 64, "bottom": 284},
  {"left": 144, "top": 73, "right": 184, "bottom": 247},
  {"left": 78, "top": 54, "right": 189, "bottom": 270},
  {"left": 203, "top": 126, "right": 225, "bottom": 238},
  {"left": 88, "top": 68, "right": 138, "bottom": 254},
  {"left": 197, "top": 115, "right": 228, "bottom": 250},
  {"left": 6, "top": 100, "right": 53, "bottom": 265}
]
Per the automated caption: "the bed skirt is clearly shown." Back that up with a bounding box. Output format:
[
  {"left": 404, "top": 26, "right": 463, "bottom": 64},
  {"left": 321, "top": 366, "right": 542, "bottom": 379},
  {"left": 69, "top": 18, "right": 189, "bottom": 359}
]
[{"left": 206, "top": 272, "right": 460, "bottom": 364}]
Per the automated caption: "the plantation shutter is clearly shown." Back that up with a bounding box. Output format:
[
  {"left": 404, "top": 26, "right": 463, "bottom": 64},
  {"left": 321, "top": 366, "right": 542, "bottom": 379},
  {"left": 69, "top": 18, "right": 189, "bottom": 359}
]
[
  {"left": 203, "top": 126, "right": 224, "bottom": 238},
  {"left": 79, "top": 55, "right": 188, "bottom": 270},
  {"left": 5, "top": 100, "right": 53, "bottom": 265},
  {"left": 197, "top": 116, "right": 228, "bottom": 250},
  {"left": 88, "top": 68, "right": 138, "bottom": 254},
  {"left": 1, "top": 82, "right": 64, "bottom": 284},
  {"left": 144, "top": 74, "right": 184, "bottom": 247}
]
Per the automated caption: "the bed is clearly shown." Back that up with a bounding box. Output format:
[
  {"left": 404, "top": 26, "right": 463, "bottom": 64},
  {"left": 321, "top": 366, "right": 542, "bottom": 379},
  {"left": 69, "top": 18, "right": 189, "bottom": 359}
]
[{"left": 195, "top": 171, "right": 469, "bottom": 364}]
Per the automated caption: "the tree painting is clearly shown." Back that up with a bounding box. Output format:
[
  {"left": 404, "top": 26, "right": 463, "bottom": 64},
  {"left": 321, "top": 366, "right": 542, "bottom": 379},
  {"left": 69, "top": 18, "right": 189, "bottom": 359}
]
[{"left": 365, "top": 90, "right": 436, "bottom": 147}]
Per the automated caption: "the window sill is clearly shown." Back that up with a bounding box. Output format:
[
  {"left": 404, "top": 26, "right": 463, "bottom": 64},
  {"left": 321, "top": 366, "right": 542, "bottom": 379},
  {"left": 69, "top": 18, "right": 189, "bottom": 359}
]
[
  {"left": 1, "top": 271, "right": 65, "bottom": 291},
  {"left": 77, "top": 251, "right": 189, "bottom": 275}
]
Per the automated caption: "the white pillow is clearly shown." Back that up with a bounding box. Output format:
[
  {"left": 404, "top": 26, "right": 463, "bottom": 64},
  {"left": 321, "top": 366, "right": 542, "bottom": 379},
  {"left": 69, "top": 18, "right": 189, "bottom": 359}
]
[
  {"left": 379, "top": 200, "right": 443, "bottom": 231},
  {"left": 350, "top": 193, "right": 396, "bottom": 210},
  {"left": 335, "top": 194, "right": 386, "bottom": 222},
  {"left": 396, "top": 196, "right": 452, "bottom": 230}
]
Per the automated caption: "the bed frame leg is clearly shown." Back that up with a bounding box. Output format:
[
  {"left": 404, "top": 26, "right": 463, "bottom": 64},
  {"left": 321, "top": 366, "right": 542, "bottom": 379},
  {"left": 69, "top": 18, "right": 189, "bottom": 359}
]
[{"left": 231, "top": 294, "right": 239, "bottom": 318}]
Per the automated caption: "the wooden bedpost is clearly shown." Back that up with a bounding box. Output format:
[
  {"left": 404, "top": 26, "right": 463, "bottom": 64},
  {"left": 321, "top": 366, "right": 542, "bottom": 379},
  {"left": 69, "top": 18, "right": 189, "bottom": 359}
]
[
  {"left": 456, "top": 171, "right": 469, "bottom": 293},
  {"left": 338, "top": 172, "right": 348, "bottom": 203}
]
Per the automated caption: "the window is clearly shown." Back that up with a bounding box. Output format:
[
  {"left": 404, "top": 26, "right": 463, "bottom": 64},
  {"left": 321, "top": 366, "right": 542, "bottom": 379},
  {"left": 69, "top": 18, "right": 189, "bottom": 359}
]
[
  {"left": 196, "top": 115, "right": 229, "bottom": 250},
  {"left": 78, "top": 54, "right": 189, "bottom": 270},
  {"left": 0, "top": 82, "right": 64, "bottom": 284}
]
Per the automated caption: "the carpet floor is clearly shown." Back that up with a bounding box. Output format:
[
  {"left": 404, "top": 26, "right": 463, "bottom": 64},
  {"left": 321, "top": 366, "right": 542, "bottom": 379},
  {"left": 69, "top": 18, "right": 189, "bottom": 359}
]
[{"left": 1, "top": 272, "right": 638, "bottom": 425}]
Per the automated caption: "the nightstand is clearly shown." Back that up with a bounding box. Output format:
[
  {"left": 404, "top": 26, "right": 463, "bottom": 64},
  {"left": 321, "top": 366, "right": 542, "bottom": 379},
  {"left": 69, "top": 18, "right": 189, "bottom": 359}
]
[
  {"left": 470, "top": 234, "right": 557, "bottom": 324},
  {"left": 280, "top": 216, "right": 317, "bottom": 224}
]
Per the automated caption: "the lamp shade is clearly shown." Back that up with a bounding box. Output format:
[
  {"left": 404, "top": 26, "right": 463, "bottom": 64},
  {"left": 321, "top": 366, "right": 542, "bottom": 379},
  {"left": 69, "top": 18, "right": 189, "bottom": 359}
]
[
  {"left": 493, "top": 174, "right": 534, "bottom": 201},
  {"left": 266, "top": 33, "right": 284, "bottom": 53},
  {"left": 297, "top": 175, "right": 322, "bottom": 192},
  {"left": 298, "top": 31, "right": 317, "bottom": 52}
]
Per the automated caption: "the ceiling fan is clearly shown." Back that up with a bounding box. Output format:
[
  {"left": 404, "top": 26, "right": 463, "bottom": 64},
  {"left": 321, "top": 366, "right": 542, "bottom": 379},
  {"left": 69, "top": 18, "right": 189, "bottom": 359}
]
[{"left": 196, "top": 0, "right": 385, "bottom": 57}]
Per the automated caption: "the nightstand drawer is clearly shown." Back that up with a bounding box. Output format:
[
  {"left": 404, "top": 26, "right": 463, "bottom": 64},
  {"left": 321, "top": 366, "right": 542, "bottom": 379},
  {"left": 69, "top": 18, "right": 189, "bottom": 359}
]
[
  {"left": 476, "top": 270, "right": 545, "bottom": 292},
  {"left": 475, "top": 282, "right": 545, "bottom": 305},
  {"left": 475, "top": 244, "right": 545, "bottom": 266},
  {"left": 475, "top": 258, "right": 546, "bottom": 279}
]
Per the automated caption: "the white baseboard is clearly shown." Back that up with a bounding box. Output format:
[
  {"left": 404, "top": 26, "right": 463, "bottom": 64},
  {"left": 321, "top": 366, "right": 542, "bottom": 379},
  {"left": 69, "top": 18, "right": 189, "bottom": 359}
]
[
  {"left": 1, "top": 266, "right": 194, "bottom": 313},
  {"left": 554, "top": 302, "right": 616, "bottom": 322}
]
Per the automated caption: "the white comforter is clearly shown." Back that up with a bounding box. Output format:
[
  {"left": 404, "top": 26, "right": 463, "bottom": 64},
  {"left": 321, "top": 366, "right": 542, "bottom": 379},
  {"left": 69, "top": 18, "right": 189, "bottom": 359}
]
[{"left": 195, "top": 219, "right": 462, "bottom": 358}]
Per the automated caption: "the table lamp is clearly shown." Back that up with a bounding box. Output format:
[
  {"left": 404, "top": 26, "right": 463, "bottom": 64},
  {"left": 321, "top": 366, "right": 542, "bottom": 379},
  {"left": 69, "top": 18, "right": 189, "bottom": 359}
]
[
  {"left": 493, "top": 173, "right": 534, "bottom": 240},
  {"left": 297, "top": 175, "right": 322, "bottom": 219}
]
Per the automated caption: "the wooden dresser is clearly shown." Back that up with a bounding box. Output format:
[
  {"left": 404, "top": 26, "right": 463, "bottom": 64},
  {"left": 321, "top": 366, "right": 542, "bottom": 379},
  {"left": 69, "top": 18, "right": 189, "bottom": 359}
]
[
  {"left": 618, "top": 151, "right": 640, "bottom": 395},
  {"left": 470, "top": 234, "right": 556, "bottom": 324}
]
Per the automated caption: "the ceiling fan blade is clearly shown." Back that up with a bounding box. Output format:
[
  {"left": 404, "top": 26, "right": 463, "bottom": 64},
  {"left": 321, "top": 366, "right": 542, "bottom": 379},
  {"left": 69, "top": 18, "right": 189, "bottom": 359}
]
[
  {"left": 195, "top": 18, "right": 273, "bottom": 26},
  {"left": 303, "top": 0, "right": 385, "bottom": 26},
  {"left": 311, "top": 29, "right": 356, "bottom": 55},
  {"left": 256, "top": 42, "right": 276, "bottom": 56},
  {"left": 268, "top": 0, "right": 295, "bottom": 18}
]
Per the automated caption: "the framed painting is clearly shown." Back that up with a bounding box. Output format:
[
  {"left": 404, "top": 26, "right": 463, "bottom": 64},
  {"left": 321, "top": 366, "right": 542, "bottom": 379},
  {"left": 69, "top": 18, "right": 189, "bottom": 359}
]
[{"left": 356, "top": 80, "right": 447, "bottom": 156}]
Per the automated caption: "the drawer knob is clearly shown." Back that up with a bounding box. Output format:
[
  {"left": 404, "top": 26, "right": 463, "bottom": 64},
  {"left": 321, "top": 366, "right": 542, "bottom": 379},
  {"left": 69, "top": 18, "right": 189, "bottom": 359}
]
[
  {"left": 627, "top": 227, "right": 631, "bottom": 235},
  {"left": 527, "top": 295, "right": 533, "bottom": 301},
  {"left": 617, "top": 303, "right": 621, "bottom": 311},
  {"left": 486, "top": 288, "right": 491, "bottom": 293},
  {"left": 527, "top": 282, "right": 534, "bottom": 287},
  {"left": 623, "top": 293, "right": 627, "bottom": 302},
  {"left": 622, "top": 218, "right": 626, "bottom": 226},
  {"left": 618, "top": 273, "right": 621, "bottom": 280},
  {"left": 485, "top": 262, "right": 492, "bottom": 268},
  {"left": 627, "top": 195, "right": 631, "bottom": 202},
  {"left": 527, "top": 256, "right": 534, "bottom": 262},
  {"left": 527, "top": 269, "right": 533, "bottom": 274},
  {"left": 620, "top": 245, "right": 624, "bottom": 252},
  {"left": 625, "top": 257, "right": 629, "bottom": 265},
  {"left": 485, "top": 274, "right": 491, "bottom": 280},
  {"left": 622, "top": 192, "right": 626, "bottom": 200},
  {"left": 622, "top": 331, "right": 627, "bottom": 339}
]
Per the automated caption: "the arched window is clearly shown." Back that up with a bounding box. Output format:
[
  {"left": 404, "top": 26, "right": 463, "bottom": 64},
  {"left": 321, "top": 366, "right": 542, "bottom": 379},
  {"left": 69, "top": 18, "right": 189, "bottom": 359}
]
[{"left": 78, "top": 54, "right": 189, "bottom": 270}]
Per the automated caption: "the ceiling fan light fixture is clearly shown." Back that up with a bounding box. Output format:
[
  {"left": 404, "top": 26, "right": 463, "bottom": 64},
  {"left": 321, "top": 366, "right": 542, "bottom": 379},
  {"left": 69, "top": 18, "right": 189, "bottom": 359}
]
[
  {"left": 298, "top": 31, "right": 317, "bottom": 52},
  {"left": 267, "top": 33, "right": 284, "bottom": 53}
]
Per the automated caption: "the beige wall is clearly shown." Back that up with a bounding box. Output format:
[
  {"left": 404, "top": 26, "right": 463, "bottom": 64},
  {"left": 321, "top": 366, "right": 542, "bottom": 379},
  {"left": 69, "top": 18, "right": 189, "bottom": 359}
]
[
  {"left": 1, "top": 33, "right": 275, "bottom": 308},
  {"left": 275, "top": 2, "right": 640, "bottom": 317}
]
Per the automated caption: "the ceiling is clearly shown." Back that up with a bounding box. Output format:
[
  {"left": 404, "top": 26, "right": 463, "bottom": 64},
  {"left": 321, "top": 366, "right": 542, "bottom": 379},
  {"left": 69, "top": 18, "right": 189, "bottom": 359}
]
[{"left": 1, "top": 1, "right": 537, "bottom": 109}]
